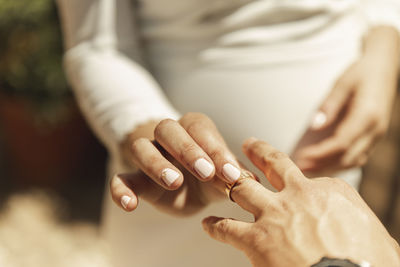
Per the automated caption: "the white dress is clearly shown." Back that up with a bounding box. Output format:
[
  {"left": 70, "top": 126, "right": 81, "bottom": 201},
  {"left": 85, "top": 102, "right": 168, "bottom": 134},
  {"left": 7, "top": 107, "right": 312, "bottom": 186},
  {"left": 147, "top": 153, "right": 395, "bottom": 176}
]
[{"left": 57, "top": 1, "right": 400, "bottom": 266}]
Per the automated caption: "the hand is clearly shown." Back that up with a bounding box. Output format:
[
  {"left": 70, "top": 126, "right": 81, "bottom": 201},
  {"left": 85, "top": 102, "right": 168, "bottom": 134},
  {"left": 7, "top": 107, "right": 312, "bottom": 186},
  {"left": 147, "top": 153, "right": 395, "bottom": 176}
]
[
  {"left": 110, "top": 112, "right": 253, "bottom": 215},
  {"left": 202, "top": 138, "right": 400, "bottom": 267},
  {"left": 295, "top": 26, "right": 399, "bottom": 173}
]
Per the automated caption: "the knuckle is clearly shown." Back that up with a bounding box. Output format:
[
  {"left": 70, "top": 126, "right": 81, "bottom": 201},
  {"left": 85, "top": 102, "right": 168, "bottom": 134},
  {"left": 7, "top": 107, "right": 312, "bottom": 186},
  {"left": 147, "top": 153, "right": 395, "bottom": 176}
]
[
  {"left": 148, "top": 154, "right": 161, "bottom": 166},
  {"left": 131, "top": 137, "right": 148, "bottom": 154},
  {"left": 268, "top": 151, "right": 288, "bottom": 160},
  {"left": 179, "top": 142, "right": 199, "bottom": 159},
  {"left": 232, "top": 178, "right": 248, "bottom": 191},
  {"left": 181, "top": 112, "right": 210, "bottom": 125},
  {"left": 250, "top": 140, "right": 265, "bottom": 150},
  {"left": 231, "top": 178, "right": 257, "bottom": 196},
  {"left": 182, "top": 112, "right": 214, "bottom": 132},
  {"left": 208, "top": 147, "right": 225, "bottom": 160},
  {"left": 182, "top": 112, "right": 208, "bottom": 121},
  {"left": 261, "top": 151, "right": 287, "bottom": 167},
  {"left": 154, "top": 119, "right": 176, "bottom": 138},
  {"left": 184, "top": 120, "right": 201, "bottom": 135},
  {"left": 244, "top": 228, "right": 263, "bottom": 246},
  {"left": 216, "top": 219, "right": 232, "bottom": 236}
]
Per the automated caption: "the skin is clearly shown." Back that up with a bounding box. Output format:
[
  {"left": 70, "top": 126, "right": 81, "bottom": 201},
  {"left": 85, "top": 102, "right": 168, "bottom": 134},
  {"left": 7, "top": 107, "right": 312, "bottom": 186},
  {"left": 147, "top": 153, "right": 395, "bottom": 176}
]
[
  {"left": 111, "top": 113, "right": 256, "bottom": 215},
  {"left": 202, "top": 138, "right": 400, "bottom": 267},
  {"left": 109, "top": 26, "right": 400, "bottom": 265},
  {"left": 113, "top": 27, "right": 400, "bottom": 206},
  {"left": 294, "top": 26, "right": 400, "bottom": 174}
]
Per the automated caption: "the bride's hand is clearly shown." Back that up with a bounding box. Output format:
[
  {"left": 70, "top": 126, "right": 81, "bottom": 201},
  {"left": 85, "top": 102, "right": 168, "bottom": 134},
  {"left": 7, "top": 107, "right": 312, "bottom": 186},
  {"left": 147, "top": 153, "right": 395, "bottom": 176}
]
[
  {"left": 110, "top": 112, "right": 253, "bottom": 215},
  {"left": 295, "top": 26, "right": 399, "bottom": 174},
  {"left": 203, "top": 138, "right": 400, "bottom": 267}
]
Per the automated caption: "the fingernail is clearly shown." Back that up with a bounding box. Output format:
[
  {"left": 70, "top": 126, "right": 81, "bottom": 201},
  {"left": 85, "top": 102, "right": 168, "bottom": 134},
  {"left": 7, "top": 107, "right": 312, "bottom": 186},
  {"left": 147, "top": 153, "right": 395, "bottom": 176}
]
[
  {"left": 311, "top": 111, "right": 327, "bottom": 130},
  {"left": 121, "top": 195, "right": 131, "bottom": 209},
  {"left": 222, "top": 163, "right": 241, "bottom": 183},
  {"left": 161, "top": 168, "right": 180, "bottom": 186},
  {"left": 194, "top": 158, "right": 214, "bottom": 179}
]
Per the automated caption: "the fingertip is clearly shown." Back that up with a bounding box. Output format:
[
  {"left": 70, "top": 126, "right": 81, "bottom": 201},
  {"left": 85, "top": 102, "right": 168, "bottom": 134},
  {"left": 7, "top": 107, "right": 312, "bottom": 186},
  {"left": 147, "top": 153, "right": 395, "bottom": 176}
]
[
  {"left": 120, "top": 194, "right": 138, "bottom": 212},
  {"left": 160, "top": 168, "right": 184, "bottom": 190},
  {"left": 194, "top": 158, "right": 215, "bottom": 181},
  {"left": 242, "top": 137, "right": 258, "bottom": 150},
  {"left": 110, "top": 173, "right": 139, "bottom": 211},
  {"left": 201, "top": 216, "right": 211, "bottom": 228},
  {"left": 201, "top": 216, "right": 220, "bottom": 231},
  {"left": 166, "top": 177, "right": 184, "bottom": 190}
]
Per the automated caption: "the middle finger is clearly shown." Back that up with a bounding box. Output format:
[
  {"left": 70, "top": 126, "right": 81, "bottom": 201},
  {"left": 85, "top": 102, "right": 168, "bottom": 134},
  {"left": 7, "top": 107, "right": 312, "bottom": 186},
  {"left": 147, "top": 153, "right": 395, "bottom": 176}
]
[{"left": 180, "top": 113, "right": 242, "bottom": 184}]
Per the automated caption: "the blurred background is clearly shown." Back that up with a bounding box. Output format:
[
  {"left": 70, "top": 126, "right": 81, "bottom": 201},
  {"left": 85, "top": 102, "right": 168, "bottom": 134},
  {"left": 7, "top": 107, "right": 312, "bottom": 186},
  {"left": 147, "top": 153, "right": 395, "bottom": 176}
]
[{"left": 0, "top": 1, "right": 399, "bottom": 266}]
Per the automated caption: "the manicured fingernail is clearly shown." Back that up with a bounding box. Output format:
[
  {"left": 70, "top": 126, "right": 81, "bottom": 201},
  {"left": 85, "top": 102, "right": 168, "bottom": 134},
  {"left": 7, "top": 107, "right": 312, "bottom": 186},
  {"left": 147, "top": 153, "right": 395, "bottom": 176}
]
[
  {"left": 121, "top": 195, "right": 131, "bottom": 209},
  {"left": 222, "top": 163, "right": 240, "bottom": 183},
  {"left": 161, "top": 168, "right": 180, "bottom": 186},
  {"left": 360, "top": 261, "right": 371, "bottom": 267},
  {"left": 194, "top": 158, "right": 214, "bottom": 179},
  {"left": 311, "top": 111, "right": 327, "bottom": 130}
]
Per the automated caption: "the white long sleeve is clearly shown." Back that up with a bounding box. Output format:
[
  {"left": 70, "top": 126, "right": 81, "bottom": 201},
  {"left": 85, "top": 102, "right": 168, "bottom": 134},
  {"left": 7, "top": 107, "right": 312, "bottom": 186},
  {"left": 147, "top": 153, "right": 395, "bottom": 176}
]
[
  {"left": 362, "top": 0, "right": 400, "bottom": 31},
  {"left": 56, "top": 0, "right": 400, "bottom": 157},
  {"left": 57, "top": 0, "right": 180, "bottom": 154}
]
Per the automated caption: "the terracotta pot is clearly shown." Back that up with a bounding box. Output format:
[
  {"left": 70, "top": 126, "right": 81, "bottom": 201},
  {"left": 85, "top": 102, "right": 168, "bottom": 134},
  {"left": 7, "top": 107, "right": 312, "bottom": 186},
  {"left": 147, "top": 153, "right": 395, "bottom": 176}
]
[{"left": 0, "top": 93, "right": 106, "bottom": 187}]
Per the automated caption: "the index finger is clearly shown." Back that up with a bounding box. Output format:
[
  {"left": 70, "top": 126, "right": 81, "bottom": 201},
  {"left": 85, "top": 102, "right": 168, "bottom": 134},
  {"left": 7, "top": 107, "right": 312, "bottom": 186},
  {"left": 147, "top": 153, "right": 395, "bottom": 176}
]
[
  {"left": 242, "top": 138, "right": 305, "bottom": 191},
  {"left": 110, "top": 172, "right": 165, "bottom": 211}
]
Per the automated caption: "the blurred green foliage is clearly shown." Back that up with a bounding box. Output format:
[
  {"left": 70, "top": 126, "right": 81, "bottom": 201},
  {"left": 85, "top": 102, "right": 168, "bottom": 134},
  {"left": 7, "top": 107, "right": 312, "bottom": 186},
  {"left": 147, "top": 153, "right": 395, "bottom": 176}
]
[{"left": 0, "top": 0, "right": 70, "bottom": 114}]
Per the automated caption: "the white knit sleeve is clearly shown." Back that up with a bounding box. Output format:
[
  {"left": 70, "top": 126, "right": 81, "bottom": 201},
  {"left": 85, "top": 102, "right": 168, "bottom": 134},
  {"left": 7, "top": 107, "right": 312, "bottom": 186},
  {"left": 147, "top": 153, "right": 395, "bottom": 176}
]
[
  {"left": 362, "top": 0, "right": 400, "bottom": 32},
  {"left": 56, "top": 0, "right": 180, "bottom": 154}
]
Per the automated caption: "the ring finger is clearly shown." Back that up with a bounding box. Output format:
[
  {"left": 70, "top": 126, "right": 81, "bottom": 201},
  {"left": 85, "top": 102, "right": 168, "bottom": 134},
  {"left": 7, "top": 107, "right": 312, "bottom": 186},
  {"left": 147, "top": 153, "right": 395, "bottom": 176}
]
[{"left": 130, "top": 137, "right": 184, "bottom": 189}]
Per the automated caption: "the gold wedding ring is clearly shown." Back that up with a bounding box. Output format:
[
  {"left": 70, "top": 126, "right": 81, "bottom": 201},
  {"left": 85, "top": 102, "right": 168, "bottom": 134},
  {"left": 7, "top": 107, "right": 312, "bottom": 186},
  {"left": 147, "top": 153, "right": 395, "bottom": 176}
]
[{"left": 225, "top": 170, "right": 255, "bottom": 202}]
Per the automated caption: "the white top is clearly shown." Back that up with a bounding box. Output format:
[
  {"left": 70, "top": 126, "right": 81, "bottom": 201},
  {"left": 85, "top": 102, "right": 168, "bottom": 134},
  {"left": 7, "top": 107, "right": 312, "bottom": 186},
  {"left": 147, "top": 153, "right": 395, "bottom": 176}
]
[
  {"left": 57, "top": 0, "right": 400, "bottom": 163},
  {"left": 56, "top": 2, "right": 400, "bottom": 266}
]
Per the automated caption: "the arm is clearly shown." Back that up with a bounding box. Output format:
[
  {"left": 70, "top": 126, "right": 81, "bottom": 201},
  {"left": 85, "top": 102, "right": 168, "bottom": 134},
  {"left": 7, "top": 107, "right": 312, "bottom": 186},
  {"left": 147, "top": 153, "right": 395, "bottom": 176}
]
[
  {"left": 57, "top": 1, "right": 250, "bottom": 214},
  {"left": 295, "top": 24, "right": 400, "bottom": 173},
  {"left": 56, "top": 0, "right": 180, "bottom": 162}
]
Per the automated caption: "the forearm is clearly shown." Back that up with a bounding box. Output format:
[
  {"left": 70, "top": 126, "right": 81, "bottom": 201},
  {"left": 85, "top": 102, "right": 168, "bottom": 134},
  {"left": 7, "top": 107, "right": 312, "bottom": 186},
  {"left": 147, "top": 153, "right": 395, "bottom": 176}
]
[
  {"left": 360, "top": 26, "right": 400, "bottom": 111},
  {"left": 58, "top": 0, "right": 180, "bottom": 169},
  {"left": 64, "top": 47, "right": 179, "bottom": 153},
  {"left": 363, "top": 26, "right": 400, "bottom": 75}
]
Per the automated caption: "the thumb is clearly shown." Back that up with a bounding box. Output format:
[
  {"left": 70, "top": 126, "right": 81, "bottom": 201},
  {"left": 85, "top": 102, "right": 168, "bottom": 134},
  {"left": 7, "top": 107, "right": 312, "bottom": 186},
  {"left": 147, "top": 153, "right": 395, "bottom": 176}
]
[
  {"left": 202, "top": 216, "right": 252, "bottom": 249},
  {"left": 311, "top": 69, "right": 356, "bottom": 131}
]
